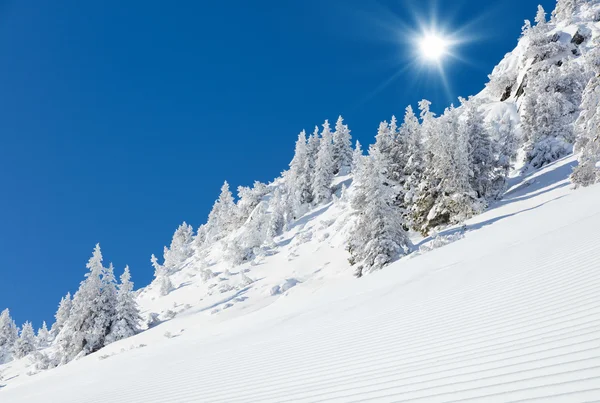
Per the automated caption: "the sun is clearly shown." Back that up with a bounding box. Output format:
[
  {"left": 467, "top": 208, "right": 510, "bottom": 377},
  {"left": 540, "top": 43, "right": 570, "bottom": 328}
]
[{"left": 419, "top": 33, "right": 449, "bottom": 62}]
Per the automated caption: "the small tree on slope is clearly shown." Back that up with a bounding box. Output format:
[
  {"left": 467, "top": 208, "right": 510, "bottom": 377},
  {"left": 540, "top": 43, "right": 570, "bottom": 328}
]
[
  {"left": 286, "top": 130, "right": 312, "bottom": 214},
  {"left": 0, "top": 308, "right": 18, "bottom": 363},
  {"left": 332, "top": 116, "right": 353, "bottom": 175},
  {"left": 106, "top": 266, "right": 141, "bottom": 344},
  {"left": 51, "top": 292, "right": 72, "bottom": 336},
  {"left": 312, "top": 120, "right": 335, "bottom": 204},
  {"left": 58, "top": 244, "right": 117, "bottom": 362},
  {"left": 13, "top": 322, "right": 36, "bottom": 359},
  {"left": 347, "top": 149, "right": 412, "bottom": 277},
  {"left": 36, "top": 321, "right": 51, "bottom": 348}
]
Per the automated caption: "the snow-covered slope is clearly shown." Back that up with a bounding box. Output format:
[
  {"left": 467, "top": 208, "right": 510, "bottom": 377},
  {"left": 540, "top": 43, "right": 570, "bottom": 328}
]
[{"left": 2, "top": 156, "right": 600, "bottom": 402}]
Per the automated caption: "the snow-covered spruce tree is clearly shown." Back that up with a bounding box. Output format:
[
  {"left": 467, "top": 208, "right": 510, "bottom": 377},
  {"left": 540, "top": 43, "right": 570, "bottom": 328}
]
[
  {"left": 460, "top": 98, "right": 495, "bottom": 199},
  {"left": 205, "top": 181, "right": 238, "bottom": 243},
  {"left": 489, "top": 114, "right": 518, "bottom": 194},
  {"left": 51, "top": 292, "right": 72, "bottom": 337},
  {"left": 58, "top": 244, "right": 118, "bottom": 362},
  {"left": 409, "top": 99, "right": 439, "bottom": 234},
  {"left": 312, "top": 120, "right": 335, "bottom": 204},
  {"left": 306, "top": 126, "right": 320, "bottom": 182},
  {"left": 0, "top": 308, "right": 18, "bottom": 363},
  {"left": 266, "top": 186, "right": 291, "bottom": 239},
  {"left": 401, "top": 105, "right": 425, "bottom": 223},
  {"left": 522, "top": 63, "right": 587, "bottom": 169},
  {"left": 522, "top": 5, "right": 566, "bottom": 64},
  {"left": 162, "top": 222, "right": 194, "bottom": 273},
  {"left": 332, "top": 116, "right": 353, "bottom": 175},
  {"left": 434, "top": 106, "right": 482, "bottom": 223},
  {"left": 347, "top": 149, "right": 412, "bottom": 277},
  {"left": 572, "top": 49, "right": 600, "bottom": 186},
  {"left": 225, "top": 201, "right": 270, "bottom": 264},
  {"left": 236, "top": 181, "right": 269, "bottom": 224},
  {"left": 36, "top": 321, "right": 51, "bottom": 348},
  {"left": 552, "top": 0, "right": 580, "bottom": 23},
  {"left": 285, "top": 130, "right": 312, "bottom": 215},
  {"left": 106, "top": 266, "right": 141, "bottom": 344},
  {"left": 13, "top": 322, "right": 36, "bottom": 359},
  {"left": 151, "top": 254, "right": 173, "bottom": 296}
]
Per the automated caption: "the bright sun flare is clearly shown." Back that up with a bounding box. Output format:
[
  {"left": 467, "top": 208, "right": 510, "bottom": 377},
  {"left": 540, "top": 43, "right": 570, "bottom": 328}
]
[{"left": 419, "top": 33, "right": 449, "bottom": 62}]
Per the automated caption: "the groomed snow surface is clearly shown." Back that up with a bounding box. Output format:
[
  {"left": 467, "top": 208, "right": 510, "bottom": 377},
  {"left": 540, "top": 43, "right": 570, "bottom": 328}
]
[{"left": 2, "top": 156, "right": 600, "bottom": 402}]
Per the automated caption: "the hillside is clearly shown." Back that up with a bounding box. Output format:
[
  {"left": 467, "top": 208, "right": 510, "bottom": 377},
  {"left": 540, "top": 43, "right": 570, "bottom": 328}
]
[{"left": 2, "top": 156, "right": 599, "bottom": 402}]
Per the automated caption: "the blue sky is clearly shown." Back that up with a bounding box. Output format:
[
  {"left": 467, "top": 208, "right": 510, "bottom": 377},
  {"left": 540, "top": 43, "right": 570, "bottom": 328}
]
[{"left": 0, "top": 0, "right": 555, "bottom": 328}]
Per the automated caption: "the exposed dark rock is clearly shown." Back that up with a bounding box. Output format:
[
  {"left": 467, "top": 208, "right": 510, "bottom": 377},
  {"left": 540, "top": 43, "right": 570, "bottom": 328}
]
[
  {"left": 500, "top": 85, "right": 513, "bottom": 102},
  {"left": 551, "top": 33, "right": 561, "bottom": 42},
  {"left": 571, "top": 31, "right": 585, "bottom": 45}
]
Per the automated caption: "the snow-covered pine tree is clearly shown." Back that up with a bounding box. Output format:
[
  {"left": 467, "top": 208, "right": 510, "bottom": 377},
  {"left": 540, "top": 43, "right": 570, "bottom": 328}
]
[
  {"left": 572, "top": 48, "right": 600, "bottom": 186},
  {"left": 306, "top": 126, "right": 320, "bottom": 185},
  {"left": 106, "top": 266, "right": 141, "bottom": 344},
  {"left": 163, "top": 222, "right": 194, "bottom": 273},
  {"left": 266, "top": 186, "right": 290, "bottom": 239},
  {"left": 286, "top": 130, "right": 312, "bottom": 214},
  {"left": 347, "top": 149, "right": 412, "bottom": 277},
  {"left": 522, "top": 63, "right": 587, "bottom": 169},
  {"left": 523, "top": 5, "right": 566, "bottom": 63},
  {"left": 489, "top": 114, "right": 518, "bottom": 195},
  {"left": 312, "top": 120, "right": 335, "bottom": 204},
  {"left": 0, "top": 308, "right": 18, "bottom": 363},
  {"left": 58, "top": 244, "right": 118, "bottom": 361},
  {"left": 401, "top": 105, "right": 425, "bottom": 223},
  {"left": 205, "top": 181, "right": 238, "bottom": 243},
  {"left": 460, "top": 98, "right": 495, "bottom": 199},
  {"left": 236, "top": 181, "right": 269, "bottom": 224},
  {"left": 13, "top": 322, "right": 36, "bottom": 359},
  {"left": 332, "top": 116, "right": 353, "bottom": 175},
  {"left": 225, "top": 201, "right": 270, "bottom": 264},
  {"left": 36, "top": 321, "right": 51, "bottom": 348},
  {"left": 151, "top": 254, "right": 173, "bottom": 296},
  {"left": 409, "top": 100, "right": 438, "bottom": 234},
  {"left": 51, "top": 292, "right": 72, "bottom": 336},
  {"left": 552, "top": 0, "right": 579, "bottom": 23}
]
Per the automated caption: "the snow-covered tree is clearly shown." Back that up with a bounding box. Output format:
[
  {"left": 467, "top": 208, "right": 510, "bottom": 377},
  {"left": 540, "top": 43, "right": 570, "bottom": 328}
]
[
  {"left": 489, "top": 114, "right": 518, "bottom": 195},
  {"left": 106, "top": 266, "right": 141, "bottom": 344},
  {"left": 163, "top": 222, "right": 194, "bottom": 273},
  {"left": 225, "top": 201, "right": 270, "bottom": 264},
  {"left": 552, "top": 0, "right": 579, "bottom": 23},
  {"left": 401, "top": 105, "right": 425, "bottom": 218},
  {"left": 58, "top": 244, "right": 118, "bottom": 362},
  {"left": 151, "top": 254, "right": 173, "bottom": 297},
  {"left": 312, "top": 120, "right": 335, "bottom": 204},
  {"left": 522, "top": 63, "right": 587, "bottom": 169},
  {"left": 347, "top": 149, "right": 412, "bottom": 277},
  {"left": 572, "top": 50, "right": 600, "bottom": 186},
  {"left": 286, "top": 130, "right": 312, "bottom": 214},
  {"left": 236, "top": 181, "right": 269, "bottom": 223},
  {"left": 205, "top": 181, "right": 238, "bottom": 242},
  {"left": 0, "top": 308, "right": 18, "bottom": 362},
  {"left": 351, "top": 140, "right": 364, "bottom": 174},
  {"left": 51, "top": 292, "right": 72, "bottom": 336},
  {"left": 460, "top": 98, "right": 495, "bottom": 199},
  {"left": 535, "top": 4, "right": 547, "bottom": 26},
  {"left": 266, "top": 186, "right": 290, "bottom": 239},
  {"left": 332, "top": 116, "right": 353, "bottom": 174},
  {"left": 13, "top": 322, "right": 36, "bottom": 359},
  {"left": 36, "top": 321, "right": 51, "bottom": 348}
]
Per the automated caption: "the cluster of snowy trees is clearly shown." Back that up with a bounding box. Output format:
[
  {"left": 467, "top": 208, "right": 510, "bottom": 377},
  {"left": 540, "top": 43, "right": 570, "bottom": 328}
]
[
  {"left": 150, "top": 99, "right": 516, "bottom": 280},
  {"left": 487, "top": 1, "right": 600, "bottom": 185},
  {"left": 1, "top": 310, "right": 53, "bottom": 364},
  {"left": 0, "top": 244, "right": 141, "bottom": 368}
]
